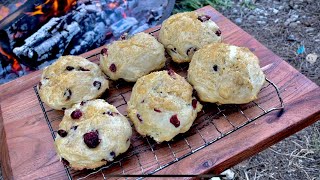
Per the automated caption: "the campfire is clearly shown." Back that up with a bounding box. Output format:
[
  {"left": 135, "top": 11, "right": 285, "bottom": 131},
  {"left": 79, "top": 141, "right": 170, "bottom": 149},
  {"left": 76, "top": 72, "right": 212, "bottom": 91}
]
[{"left": 0, "top": 0, "right": 175, "bottom": 84}]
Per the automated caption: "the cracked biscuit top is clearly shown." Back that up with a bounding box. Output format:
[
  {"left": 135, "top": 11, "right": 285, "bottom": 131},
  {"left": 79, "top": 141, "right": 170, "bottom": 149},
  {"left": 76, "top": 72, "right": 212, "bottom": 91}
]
[
  {"left": 159, "top": 12, "right": 222, "bottom": 63},
  {"left": 188, "top": 43, "right": 265, "bottom": 104},
  {"left": 127, "top": 70, "right": 202, "bottom": 143},
  {"left": 100, "top": 32, "right": 166, "bottom": 82},
  {"left": 38, "top": 55, "right": 109, "bottom": 110},
  {"left": 55, "top": 99, "right": 132, "bottom": 170}
]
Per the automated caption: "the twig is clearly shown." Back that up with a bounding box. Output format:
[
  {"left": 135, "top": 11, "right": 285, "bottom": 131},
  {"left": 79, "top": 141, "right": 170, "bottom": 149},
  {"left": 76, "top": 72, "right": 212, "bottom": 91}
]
[{"left": 269, "top": 148, "right": 315, "bottom": 161}]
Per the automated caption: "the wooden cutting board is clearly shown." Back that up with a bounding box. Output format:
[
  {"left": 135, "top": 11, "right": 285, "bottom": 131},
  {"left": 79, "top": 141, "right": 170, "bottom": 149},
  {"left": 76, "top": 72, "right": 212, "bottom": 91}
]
[{"left": 0, "top": 6, "right": 319, "bottom": 180}]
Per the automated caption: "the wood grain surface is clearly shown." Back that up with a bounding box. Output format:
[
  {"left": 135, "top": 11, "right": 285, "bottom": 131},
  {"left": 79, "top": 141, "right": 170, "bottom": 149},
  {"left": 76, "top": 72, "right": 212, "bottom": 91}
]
[{"left": 0, "top": 6, "right": 319, "bottom": 180}]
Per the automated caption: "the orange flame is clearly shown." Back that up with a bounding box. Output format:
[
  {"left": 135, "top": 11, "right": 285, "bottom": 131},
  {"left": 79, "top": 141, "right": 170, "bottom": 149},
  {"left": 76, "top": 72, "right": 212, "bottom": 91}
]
[
  {"left": 108, "top": 2, "right": 118, "bottom": 9},
  {"left": 26, "top": 0, "right": 76, "bottom": 18},
  {"left": 0, "top": 47, "right": 22, "bottom": 72}
]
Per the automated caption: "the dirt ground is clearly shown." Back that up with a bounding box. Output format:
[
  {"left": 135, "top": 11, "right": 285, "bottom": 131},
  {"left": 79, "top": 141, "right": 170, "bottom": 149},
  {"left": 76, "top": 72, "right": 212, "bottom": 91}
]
[{"left": 215, "top": 0, "right": 320, "bottom": 179}]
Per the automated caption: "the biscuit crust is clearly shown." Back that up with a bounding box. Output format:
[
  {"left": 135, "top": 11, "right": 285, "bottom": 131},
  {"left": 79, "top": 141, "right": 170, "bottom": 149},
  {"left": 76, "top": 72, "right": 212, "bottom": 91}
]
[
  {"left": 55, "top": 99, "right": 132, "bottom": 170},
  {"left": 127, "top": 71, "right": 202, "bottom": 143},
  {"left": 100, "top": 32, "right": 166, "bottom": 82},
  {"left": 188, "top": 43, "right": 265, "bottom": 104},
  {"left": 38, "top": 56, "right": 109, "bottom": 110},
  {"left": 159, "top": 12, "right": 222, "bottom": 63}
]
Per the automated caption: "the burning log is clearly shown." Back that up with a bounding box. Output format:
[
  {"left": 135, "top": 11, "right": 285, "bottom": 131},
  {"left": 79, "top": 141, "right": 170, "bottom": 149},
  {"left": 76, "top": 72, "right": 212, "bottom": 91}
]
[
  {"left": 70, "top": 22, "right": 108, "bottom": 54},
  {"left": 13, "top": 18, "right": 81, "bottom": 62},
  {"left": 12, "top": 3, "right": 108, "bottom": 64}
]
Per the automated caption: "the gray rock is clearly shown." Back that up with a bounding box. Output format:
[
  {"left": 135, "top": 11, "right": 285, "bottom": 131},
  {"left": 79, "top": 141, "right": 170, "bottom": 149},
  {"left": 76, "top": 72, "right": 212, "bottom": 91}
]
[
  {"left": 259, "top": 15, "right": 267, "bottom": 20},
  {"left": 306, "top": 27, "right": 315, "bottom": 33},
  {"left": 289, "top": 22, "right": 298, "bottom": 27},
  {"left": 287, "top": 34, "right": 297, "bottom": 42},
  {"left": 254, "top": 8, "right": 265, "bottom": 14},
  {"left": 248, "top": 15, "right": 256, "bottom": 20},
  {"left": 273, "top": 8, "right": 279, "bottom": 14},
  {"left": 235, "top": 18, "right": 243, "bottom": 24},
  {"left": 257, "top": 21, "right": 267, "bottom": 25},
  {"left": 284, "top": 14, "right": 299, "bottom": 26},
  {"left": 232, "top": 9, "right": 238, "bottom": 14}
]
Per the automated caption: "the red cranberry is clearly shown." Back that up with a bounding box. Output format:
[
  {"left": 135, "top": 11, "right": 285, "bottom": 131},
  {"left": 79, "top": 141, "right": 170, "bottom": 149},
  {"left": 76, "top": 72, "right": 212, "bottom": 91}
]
[
  {"left": 66, "top": 66, "right": 74, "bottom": 71},
  {"left": 170, "top": 47, "right": 177, "bottom": 53},
  {"left": 192, "top": 99, "right": 197, "bottom": 109},
  {"left": 186, "top": 47, "right": 198, "bottom": 57},
  {"left": 80, "top": 101, "right": 86, "bottom": 106},
  {"left": 154, "top": 108, "right": 161, "bottom": 113},
  {"left": 71, "top": 109, "right": 82, "bottom": 119},
  {"left": 103, "top": 111, "right": 119, "bottom": 116},
  {"left": 120, "top": 33, "right": 128, "bottom": 40},
  {"left": 109, "top": 63, "right": 117, "bottom": 72},
  {"left": 213, "top": 65, "right": 218, "bottom": 72},
  {"left": 61, "top": 158, "right": 70, "bottom": 166},
  {"left": 83, "top": 130, "right": 100, "bottom": 148},
  {"left": 79, "top": 67, "right": 90, "bottom": 71},
  {"left": 58, "top": 129, "right": 68, "bottom": 137},
  {"left": 101, "top": 48, "right": 108, "bottom": 56},
  {"left": 170, "top": 114, "right": 180, "bottom": 128},
  {"left": 110, "top": 151, "right": 116, "bottom": 158},
  {"left": 64, "top": 89, "right": 72, "bottom": 101},
  {"left": 215, "top": 29, "right": 221, "bottom": 36},
  {"left": 38, "top": 82, "right": 42, "bottom": 89},
  {"left": 167, "top": 69, "right": 176, "bottom": 79},
  {"left": 93, "top": 81, "right": 102, "bottom": 90},
  {"left": 137, "top": 114, "right": 143, "bottom": 122},
  {"left": 198, "top": 15, "right": 211, "bottom": 22},
  {"left": 104, "top": 111, "right": 113, "bottom": 116}
]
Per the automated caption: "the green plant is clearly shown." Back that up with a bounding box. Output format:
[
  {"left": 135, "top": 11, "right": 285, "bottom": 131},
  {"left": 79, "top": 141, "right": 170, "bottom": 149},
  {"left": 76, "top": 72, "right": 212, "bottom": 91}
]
[
  {"left": 173, "top": 0, "right": 232, "bottom": 14},
  {"left": 240, "top": 0, "right": 256, "bottom": 10}
]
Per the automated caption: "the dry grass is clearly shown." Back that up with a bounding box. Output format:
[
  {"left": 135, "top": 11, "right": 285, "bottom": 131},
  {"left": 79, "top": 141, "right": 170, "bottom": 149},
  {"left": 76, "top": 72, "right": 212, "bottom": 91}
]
[{"left": 233, "top": 121, "right": 320, "bottom": 180}]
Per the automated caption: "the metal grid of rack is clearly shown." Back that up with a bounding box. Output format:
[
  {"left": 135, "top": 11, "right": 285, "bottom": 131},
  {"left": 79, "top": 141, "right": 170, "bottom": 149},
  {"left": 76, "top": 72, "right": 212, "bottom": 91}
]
[{"left": 33, "top": 29, "right": 284, "bottom": 179}]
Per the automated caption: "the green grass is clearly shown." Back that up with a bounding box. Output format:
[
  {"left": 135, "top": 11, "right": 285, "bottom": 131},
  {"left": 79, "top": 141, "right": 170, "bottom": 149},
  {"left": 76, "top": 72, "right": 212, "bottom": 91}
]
[
  {"left": 240, "top": 0, "right": 256, "bottom": 10},
  {"left": 173, "top": 0, "right": 233, "bottom": 14}
]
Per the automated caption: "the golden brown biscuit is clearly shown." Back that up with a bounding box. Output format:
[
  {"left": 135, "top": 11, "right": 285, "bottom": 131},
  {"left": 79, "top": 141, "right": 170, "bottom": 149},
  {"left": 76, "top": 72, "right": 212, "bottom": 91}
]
[
  {"left": 127, "top": 70, "right": 202, "bottom": 143},
  {"left": 188, "top": 43, "right": 265, "bottom": 104},
  {"left": 38, "top": 56, "right": 109, "bottom": 110},
  {"left": 55, "top": 99, "right": 132, "bottom": 170},
  {"left": 159, "top": 12, "right": 222, "bottom": 63},
  {"left": 100, "top": 32, "right": 166, "bottom": 82}
]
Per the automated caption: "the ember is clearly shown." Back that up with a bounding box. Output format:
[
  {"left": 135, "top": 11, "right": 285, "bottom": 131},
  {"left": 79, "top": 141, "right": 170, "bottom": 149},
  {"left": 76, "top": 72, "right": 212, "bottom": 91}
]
[
  {"left": 25, "top": 0, "right": 77, "bottom": 21},
  {"left": 0, "top": 0, "right": 175, "bottom": 84},
  {"left": 0, "top": 47, "right": 21, "bottom": 72}
]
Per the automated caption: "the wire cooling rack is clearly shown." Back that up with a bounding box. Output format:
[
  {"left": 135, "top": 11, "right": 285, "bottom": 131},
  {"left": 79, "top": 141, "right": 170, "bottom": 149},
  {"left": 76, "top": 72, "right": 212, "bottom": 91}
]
[{"left": 33, "top": 29, "right": 284, "bottom": 179}]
